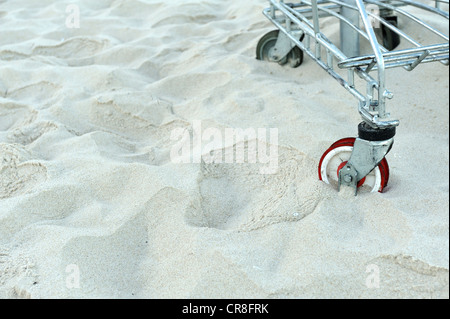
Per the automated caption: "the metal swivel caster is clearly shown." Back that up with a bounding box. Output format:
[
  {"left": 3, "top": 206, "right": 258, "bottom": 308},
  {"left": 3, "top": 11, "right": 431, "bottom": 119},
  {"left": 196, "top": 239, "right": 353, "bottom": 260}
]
[
  {"left": 256, "top": 30, "right": 305, "bottom": 68},
  {"left": 318, "top": 122, "right": 396, "bottom": 195}
]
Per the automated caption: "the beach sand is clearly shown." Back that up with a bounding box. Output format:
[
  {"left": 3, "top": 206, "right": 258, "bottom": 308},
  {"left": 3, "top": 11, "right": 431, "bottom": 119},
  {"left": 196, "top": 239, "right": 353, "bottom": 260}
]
[{"left": 0, "top": 0, "right": 448, "bottom": 298}]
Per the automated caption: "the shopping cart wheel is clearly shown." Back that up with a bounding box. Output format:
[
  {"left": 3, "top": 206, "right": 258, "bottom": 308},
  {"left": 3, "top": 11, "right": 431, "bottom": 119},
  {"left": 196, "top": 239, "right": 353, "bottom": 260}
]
[
  {"left": 287, "top": 46, "right": 303, "bottom": 68},
  {"left": 381, "top": 16, "right": 400, "bottom": 51},
  {"left": 256, "top": 30, "right": 304, "bottom": 68},
  {"left": 318, "top": 138, "right": 389, "bottom": 193}
]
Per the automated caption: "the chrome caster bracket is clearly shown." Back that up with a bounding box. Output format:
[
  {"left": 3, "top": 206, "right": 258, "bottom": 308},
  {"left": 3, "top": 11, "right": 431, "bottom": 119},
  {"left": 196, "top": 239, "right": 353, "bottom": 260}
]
[
  {"left": 269, "top": 31, "right": 301, "bottom": 62},
  {"left": 339, "top": 137, "right": 394, "bottom": 195}
]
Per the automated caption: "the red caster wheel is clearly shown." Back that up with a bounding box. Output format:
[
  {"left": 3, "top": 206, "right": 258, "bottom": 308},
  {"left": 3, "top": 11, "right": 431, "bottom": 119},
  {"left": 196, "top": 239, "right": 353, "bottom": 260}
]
[{"left": 318, "top": 138, "right": 390, "bottom": 193}]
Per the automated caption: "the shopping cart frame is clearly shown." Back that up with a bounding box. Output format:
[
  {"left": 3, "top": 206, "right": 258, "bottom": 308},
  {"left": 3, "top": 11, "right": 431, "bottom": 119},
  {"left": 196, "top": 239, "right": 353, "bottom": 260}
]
[{"left": 257, "top": 0, "right": 449, "bottom": 194}]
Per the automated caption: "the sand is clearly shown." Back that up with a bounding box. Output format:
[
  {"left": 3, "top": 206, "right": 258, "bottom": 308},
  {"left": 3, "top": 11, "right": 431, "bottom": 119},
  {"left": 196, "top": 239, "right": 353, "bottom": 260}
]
[{"left": 0, "top": 0, "right": 448, "bottom": 299}]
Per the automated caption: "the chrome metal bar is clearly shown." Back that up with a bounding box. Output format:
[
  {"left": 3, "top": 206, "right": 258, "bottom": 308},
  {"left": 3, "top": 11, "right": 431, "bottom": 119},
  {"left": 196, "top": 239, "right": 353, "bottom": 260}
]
[
  {"left": 263, "top": 6, "right": 369, "bottom": 103},
  {"left": 302, "top": 0, "right": 388, "bottom": 51},
  {"left": 338, "top": 43, "right": 450, "bottom": 68},
  {"left": 366, "top": 0, "right": 449, "bottom": 40},
  {"left": 408, "top": 50, "right": 430, "bottom": 70},
  {"left": 393, "top": 0, "right": 449, "bottom": 19},
  {"left": 311, "top": 0, "right": 321, "bottom": 34},
  {"left": 311, "top": 0, "right": 323, "bottom": 59},
  {"left": 301, "top": 0, "right": 432, "bottom": 63},
  {"left": 356, "top": 0, "right": 388, "bottom": 118},
  {"left": 326, "top": 0, "right": 449, "bottom": 44}
]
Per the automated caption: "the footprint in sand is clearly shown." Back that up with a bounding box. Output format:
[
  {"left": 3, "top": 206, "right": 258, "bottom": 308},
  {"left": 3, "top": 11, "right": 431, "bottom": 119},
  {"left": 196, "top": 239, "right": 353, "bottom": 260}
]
[
  {"left": 0, "top": 102, "right": 37, "bottom": 132},
  {"left": 0, "top": 247, "right": 37, "bottom": 299},
  {"left": 0, "top": 100, "right": 56, "bottom": 145},
  {"left": 90, "top": 92, "right": 177, "bottom": 140},
  {"left": 152, "top": 13, "right": 217, "bottom": 28},
  {"left": 7, "top": 121, "right": 58, "bottom": 145},
  {"left": 363, "top": 255, "right": 449, "bottom": 298},
  {"left": 185, "top": 144, "right": 322, "bottom": 231},
  {"left": 0, "top": 144, "right": 47, "bottom": 199},
  {"left": 32, "top": 38, "right": 107, "bottom": 60},
  {"left": 0, "top": 50, "right": 29, "bottom": 61},
  {"left": 7, "top": 81, "right": 61, "bottom": 104}
]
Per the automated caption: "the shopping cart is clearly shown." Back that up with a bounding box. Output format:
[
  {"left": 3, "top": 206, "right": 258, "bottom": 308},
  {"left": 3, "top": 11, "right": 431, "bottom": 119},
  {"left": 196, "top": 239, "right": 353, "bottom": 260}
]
[{"left": 256, "top": 0, "right": 449, "bottom": 195}]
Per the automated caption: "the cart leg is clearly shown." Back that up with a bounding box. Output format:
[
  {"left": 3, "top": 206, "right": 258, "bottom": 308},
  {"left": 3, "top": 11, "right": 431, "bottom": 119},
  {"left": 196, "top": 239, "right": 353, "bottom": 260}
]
[{"left": 340, "top": 0, "right": 360, "bottom": 57}]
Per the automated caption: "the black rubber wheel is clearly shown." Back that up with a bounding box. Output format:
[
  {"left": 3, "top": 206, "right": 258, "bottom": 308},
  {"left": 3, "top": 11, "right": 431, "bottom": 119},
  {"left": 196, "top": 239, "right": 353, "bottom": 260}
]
[
  {"left": 358, "top": 122, "right": 397, "bottom": 141},
  {"left": 381, "top": 16, "right": 400, "bottom": 51},
  {"left": 256, "top": 30, "right": 304, "bottom": 68},
  {"left": 287, "top": 45, "right": 304, "bottom": 68}
]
